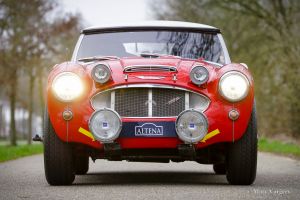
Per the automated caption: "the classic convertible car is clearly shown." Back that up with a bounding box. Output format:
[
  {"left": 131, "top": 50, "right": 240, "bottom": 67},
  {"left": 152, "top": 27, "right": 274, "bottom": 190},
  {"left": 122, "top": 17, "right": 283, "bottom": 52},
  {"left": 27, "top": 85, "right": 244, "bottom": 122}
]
[{"left": 44, "top": 21, "right": 257, "bottom": 185}]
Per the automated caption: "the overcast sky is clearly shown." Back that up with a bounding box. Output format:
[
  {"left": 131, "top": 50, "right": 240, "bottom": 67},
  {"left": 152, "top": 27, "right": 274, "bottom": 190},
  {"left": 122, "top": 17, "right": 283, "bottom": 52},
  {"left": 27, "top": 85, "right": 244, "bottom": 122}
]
[{"left": 61, "top": 0, "right": 153, "bottom": 26}]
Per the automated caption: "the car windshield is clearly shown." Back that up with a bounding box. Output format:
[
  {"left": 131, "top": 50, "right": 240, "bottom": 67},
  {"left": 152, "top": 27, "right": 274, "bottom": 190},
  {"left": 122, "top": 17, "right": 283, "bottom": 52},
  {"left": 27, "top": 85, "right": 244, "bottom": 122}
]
[{"left": 76, "top": 31, "right": 226, "bottom": 64}]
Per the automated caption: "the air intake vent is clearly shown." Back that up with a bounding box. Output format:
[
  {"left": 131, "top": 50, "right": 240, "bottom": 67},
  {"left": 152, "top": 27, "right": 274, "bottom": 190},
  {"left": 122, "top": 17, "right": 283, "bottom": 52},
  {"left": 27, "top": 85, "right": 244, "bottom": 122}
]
[{"left": 124, "top": 65, "right": 177, "bottom": 73}]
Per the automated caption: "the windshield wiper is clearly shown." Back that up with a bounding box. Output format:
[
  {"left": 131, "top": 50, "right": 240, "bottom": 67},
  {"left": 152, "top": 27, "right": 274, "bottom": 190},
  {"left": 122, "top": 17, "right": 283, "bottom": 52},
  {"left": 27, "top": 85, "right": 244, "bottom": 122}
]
[
  {"left": 140, "top": 53, "right": 181, "bottom": 59},
  {"left": 78, "top": 55, "right": 119, "bottom": 62}
]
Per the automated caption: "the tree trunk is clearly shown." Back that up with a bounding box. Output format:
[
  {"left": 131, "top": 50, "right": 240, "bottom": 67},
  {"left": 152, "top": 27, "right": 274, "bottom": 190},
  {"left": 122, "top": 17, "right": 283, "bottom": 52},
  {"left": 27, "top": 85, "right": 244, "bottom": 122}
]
[
  {"left": 27, "top": 72, "right": 35, "bottom": 145},
  {"left": 38, "top": 69, "right": 45, "bottom": 132},
  {"left": 0, "top": 104, "right": 3, "bottom": 138},
  {"left": 9, "top": 78, "right": 17, "bottom": 146}
]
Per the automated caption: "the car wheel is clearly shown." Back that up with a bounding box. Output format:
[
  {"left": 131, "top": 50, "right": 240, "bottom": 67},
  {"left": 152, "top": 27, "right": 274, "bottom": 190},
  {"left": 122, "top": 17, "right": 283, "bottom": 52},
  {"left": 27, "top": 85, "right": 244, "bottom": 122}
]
[
  {"left": 75, "top": 156, "right": 89, "bottom": 175},
  {"left": 213, "top": 163, "right": 226, "bottom": 175},
  {"left": 44, "top": 108, "right": 75, "bottom": 185},
  {"left": 226, "top": 106, "right": 257, "bottom": 185}
]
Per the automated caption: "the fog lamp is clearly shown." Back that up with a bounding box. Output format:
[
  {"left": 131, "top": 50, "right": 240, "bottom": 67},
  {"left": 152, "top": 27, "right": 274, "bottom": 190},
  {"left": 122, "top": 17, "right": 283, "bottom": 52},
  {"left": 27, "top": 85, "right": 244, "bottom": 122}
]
[
  {"left": 89, "top": 109, "right": 122, "bottom": 143},
  {"left": 176, "top": 110, "right": 208, "bottom": 143}
]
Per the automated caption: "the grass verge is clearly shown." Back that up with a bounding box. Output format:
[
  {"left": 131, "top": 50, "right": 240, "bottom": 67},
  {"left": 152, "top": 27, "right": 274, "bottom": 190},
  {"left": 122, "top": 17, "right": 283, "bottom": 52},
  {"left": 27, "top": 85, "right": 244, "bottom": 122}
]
[
  {"left": 0, "top": 143, "right": 43, "bottom": 163},
  {"left": 0, "top": 138, "right": 299, "bottom": 163},
  {"left": 258, "top": 137, "right": 300, "bottom": 158}
]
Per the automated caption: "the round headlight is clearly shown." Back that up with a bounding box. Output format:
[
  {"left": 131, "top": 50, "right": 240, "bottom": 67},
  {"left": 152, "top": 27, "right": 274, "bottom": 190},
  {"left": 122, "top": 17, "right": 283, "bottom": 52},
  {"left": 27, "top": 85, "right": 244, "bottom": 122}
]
[
  {"left": 190, "top": 66, "right": 209, "bottom": 85},
  {"left": 176, "top": 110, "right": 208, "bottom": 143},
  {"left": 89, "top": 109, "right": 122, "bottom": 143},
  {"left": 91, "top": 64, "right": 111, "bottom": 84},
  {"left": 219, "top": 71, "right": 250, "bottom": 102},
  {"left": 52, "top": 72, "right": 83, "bottom": 102}
]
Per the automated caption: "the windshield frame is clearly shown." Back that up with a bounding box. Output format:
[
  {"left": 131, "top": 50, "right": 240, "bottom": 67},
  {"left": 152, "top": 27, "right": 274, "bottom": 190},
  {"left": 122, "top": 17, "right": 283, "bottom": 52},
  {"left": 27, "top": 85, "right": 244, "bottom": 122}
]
[{"left": 71, "top": 31, "right": 231, "bottom": 65}]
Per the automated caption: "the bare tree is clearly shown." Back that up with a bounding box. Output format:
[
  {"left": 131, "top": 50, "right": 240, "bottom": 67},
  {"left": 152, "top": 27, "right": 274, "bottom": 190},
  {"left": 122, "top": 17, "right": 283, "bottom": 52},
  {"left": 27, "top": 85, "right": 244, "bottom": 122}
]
[
  {"left": 0, "top": 0, "right": 82, "bottom": 145},
  {"left": 153, "top": 0, "right": 300, "bottom": 137}
]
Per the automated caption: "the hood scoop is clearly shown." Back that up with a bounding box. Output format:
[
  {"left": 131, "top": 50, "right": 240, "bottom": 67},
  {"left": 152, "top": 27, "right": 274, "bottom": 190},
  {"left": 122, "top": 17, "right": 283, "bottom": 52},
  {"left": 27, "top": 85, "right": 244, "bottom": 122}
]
[{"left": 124, "top": 65, "right": 177, "bottom": 73}]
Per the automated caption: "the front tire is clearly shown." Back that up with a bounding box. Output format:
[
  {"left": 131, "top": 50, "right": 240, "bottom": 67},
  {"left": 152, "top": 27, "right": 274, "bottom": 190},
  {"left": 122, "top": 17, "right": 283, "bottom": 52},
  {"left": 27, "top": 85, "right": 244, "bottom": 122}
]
[
  {"left": 44, "top": 109, "right": 75, "bottom": 185},
  {"left": 226, "top": 106, "right": 257, "bottom": 185}
]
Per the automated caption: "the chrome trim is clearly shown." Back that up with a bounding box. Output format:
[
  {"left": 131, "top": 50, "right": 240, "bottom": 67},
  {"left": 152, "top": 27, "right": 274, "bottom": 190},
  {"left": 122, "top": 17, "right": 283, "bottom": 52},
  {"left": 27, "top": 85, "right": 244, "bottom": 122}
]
[
  {"left": 72, "top": 34, "right": 84, "bottom": 62},
  {"left": 90, "top": 84, "right": 211, "bottom": 113},
  {"left": 204, "top": 60, "right": 223, "bottom": 67},
  {"left": 218, "top": 71, "right": 250, "bottom": 102},
  {"left": 148, "top": 89, "right": 152, "bottom": 117},
  {"left": 135, "top": 76, "right": 165, "bottom": 80},
  {"left": 121, "top": 116, "right": 177, "bottom": 119},
  {"left": 173, "top": 74, "right": 177, "bottom": 81},
  {"left": 124, "top": 74, "right": 128, "bottom": 81},
  {"left": 217, "top": 33, "right": 231, "bottom": 64},
  {"left": 96, "top": 84, "right": 198, "bottom": 92},
  {"left": 185, "top": 92, "right": 189, "bottom": 110},
  {"left": 124, "top": 65, "right": 177, "bottom": 72},
  {"left": 110, "top": 91, "right": 115, "bottom": 110},
  {"left": 240, "top": 63, "right": 248, "bottom": 69}
]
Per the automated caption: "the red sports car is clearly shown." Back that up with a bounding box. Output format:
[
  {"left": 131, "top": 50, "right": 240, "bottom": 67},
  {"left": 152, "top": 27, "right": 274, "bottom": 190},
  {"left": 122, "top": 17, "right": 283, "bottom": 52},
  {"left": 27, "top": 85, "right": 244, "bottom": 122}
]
[{"left": 44, "top": 21, "right": 257, "bottom": 185}]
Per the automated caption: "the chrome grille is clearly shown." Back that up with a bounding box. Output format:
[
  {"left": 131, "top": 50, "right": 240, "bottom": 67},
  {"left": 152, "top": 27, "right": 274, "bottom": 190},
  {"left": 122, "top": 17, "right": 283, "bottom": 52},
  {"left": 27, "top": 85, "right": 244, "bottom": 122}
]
[
  {"left": 152, "top": 88, "right": 185, "bottom": 117},
  {"left": 91, "top": 86, "right": 210, "bottom": 117},
  {"left": 115, "top": 88, "right": 148, "bottom": 117}
]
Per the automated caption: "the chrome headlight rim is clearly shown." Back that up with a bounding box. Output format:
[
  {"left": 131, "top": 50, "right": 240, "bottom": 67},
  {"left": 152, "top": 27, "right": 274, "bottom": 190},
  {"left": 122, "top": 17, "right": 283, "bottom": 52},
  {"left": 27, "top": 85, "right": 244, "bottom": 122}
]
[
  {"left": 218, "top": 71, "right": 250, "bottom": 102},
  {"left": 175, "top": 109, "right": 208, "bottom": 143},
  {"left": 51, "top": 72, "right": 83, "bottom": 102},
  {"left": 190, "top": 65, "right": 209, "bottom": 85},
  {"left": 91, "top": 64, "right": 111, "bottom": 84},
  {"left": 88, "top": 108, "right": 122, "bottom": 143}
]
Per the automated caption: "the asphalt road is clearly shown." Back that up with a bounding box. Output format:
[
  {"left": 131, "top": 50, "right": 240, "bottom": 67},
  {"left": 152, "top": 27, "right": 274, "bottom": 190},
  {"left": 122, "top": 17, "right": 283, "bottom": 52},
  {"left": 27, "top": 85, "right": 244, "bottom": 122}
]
[{"left": 0, "top": 152, "right": 299, "bottom": 200}]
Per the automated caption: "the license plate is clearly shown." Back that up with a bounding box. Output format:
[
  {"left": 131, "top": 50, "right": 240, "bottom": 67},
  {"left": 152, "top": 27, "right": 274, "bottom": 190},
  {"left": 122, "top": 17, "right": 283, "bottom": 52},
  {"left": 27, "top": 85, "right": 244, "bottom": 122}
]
[{"left": 119, "top": 121, "right": 177, "bottom": 138}]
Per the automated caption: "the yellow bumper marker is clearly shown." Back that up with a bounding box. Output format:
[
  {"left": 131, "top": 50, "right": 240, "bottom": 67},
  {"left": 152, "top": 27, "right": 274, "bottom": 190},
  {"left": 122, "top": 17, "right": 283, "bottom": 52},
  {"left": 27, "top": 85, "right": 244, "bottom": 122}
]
[
  {"left": 78, "top": 127, "right": 95, "bottom": 141},
  {"left": 201, "top": 129, "right": 220, "bottom": 143}
]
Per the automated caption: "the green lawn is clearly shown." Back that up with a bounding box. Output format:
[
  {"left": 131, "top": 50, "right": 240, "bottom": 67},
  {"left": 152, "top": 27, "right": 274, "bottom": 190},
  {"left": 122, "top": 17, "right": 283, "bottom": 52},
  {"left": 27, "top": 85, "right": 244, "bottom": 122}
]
[
  {"left": 0, "top": 143, "right": 43, "bottom": 163},
  {"left": 258, "top": 137, "right": 300, "bottom": 158}
]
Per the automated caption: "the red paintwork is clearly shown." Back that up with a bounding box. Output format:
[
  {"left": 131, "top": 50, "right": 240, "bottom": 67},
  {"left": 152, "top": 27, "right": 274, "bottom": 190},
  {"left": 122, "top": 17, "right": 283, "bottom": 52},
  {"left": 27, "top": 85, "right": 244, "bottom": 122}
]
[{"left": 47, "top": 57, "right": 254, "bottom": 150}]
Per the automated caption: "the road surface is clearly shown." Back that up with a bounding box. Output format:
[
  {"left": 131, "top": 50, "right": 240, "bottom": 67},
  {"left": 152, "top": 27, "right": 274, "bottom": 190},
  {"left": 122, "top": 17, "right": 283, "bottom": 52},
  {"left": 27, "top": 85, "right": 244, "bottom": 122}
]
[{"left": 0, "top": 152, "right": 299, "bottom": 200}]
